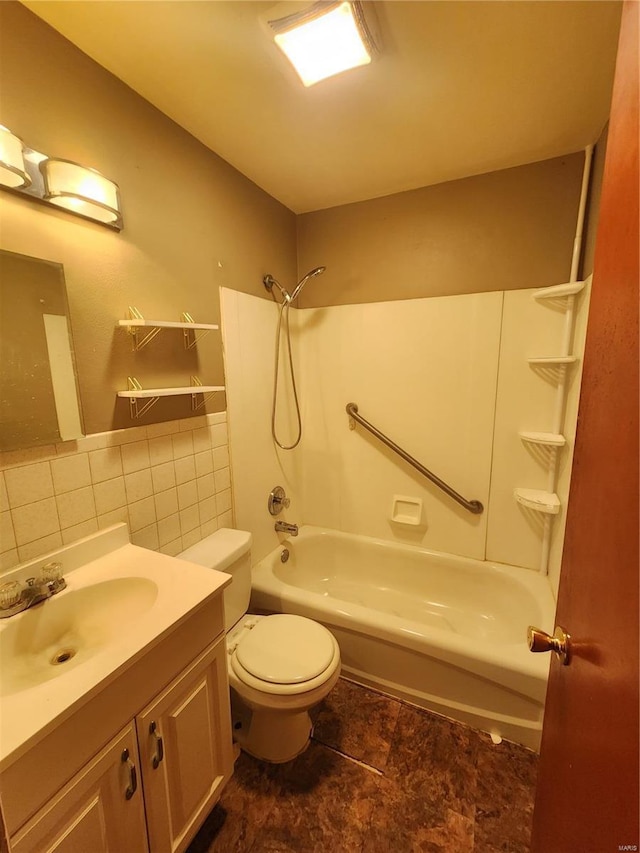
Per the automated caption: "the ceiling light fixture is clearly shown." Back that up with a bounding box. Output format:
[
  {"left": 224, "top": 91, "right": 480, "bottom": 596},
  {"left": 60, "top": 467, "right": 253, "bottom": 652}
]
[
  {"left": 268, "top": 1, "right": 375, "bottom": 87},
  {"left": 0, "top": 126, "right": 123, "bottom": 230}
]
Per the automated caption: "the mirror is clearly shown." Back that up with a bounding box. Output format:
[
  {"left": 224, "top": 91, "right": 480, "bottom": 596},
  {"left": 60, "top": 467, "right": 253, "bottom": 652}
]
[{"left": 0, "top": 250, "right": 84, "bottom": 452}]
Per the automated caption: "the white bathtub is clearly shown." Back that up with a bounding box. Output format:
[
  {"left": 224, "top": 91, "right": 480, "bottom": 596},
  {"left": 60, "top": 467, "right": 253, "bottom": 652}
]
[{"left": 250, "top": 526, "right": 556, "bottom": 750}]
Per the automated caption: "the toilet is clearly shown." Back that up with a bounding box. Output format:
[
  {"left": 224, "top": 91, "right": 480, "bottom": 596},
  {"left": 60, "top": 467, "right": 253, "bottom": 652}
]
[{"left": 179, "top": 528, "right": 341, "bottom": 763}]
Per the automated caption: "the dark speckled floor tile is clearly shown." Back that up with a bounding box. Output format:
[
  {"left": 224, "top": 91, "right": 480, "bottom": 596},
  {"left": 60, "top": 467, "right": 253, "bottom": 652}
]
[
  {"left": 187, "top": 680, "right": 538, "bottom": 853},
  {"left": 362, "top": 774, "right": 474, "bottom": 853},
  {"left": 187, "top": 751, "right": 287, "bottom": 853},
  {"left": 385, "top": 705, "right": 482, "bottom": 821},
  {"left": 473, "top": 735, "right": 538, "bottom": 853},
  {"left": 312, "top": 678, "right": 401, "bottom": 771},
  {"left": 250, "top": 740, "right": 380, "bottom": 853}
]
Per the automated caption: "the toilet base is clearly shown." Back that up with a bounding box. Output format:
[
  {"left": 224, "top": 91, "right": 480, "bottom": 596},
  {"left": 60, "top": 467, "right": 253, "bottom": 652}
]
[{"left": 231, "top": 696, "right": 314, "bottom": 763}]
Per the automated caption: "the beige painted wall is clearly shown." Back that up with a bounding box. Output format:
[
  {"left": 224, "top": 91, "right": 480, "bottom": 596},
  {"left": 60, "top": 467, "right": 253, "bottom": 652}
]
[
  {"left": 0, "top": 3, "right": 297, "bottom": 436},
  {"left": 296, "top": 153, "right": 585, "bottom": 307}
]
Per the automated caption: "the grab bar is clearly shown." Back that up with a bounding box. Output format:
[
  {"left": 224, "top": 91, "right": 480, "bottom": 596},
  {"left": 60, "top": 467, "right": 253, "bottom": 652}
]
[{"left": 345, "top": 403, "right": 484, "bottom": 515}]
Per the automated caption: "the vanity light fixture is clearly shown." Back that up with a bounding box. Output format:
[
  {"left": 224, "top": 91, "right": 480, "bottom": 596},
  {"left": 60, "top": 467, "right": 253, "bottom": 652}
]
[
  {"left": 0, "top": 126, "right": 30, "bottom": 189},
  {"left": 0, "top": 125, "right": 122, "bottom": 231},
  {"left": 41, "top": 159, "right": 122, "bottom": 228},
  {"left": 268, "top": 1, "right": 375, "bottom": 87}
]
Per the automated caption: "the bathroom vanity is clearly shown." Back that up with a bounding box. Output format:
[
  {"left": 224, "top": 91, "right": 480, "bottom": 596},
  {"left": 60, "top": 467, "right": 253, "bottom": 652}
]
[{"left": 0, "top": 525, "right": 234, "bottom": 853}]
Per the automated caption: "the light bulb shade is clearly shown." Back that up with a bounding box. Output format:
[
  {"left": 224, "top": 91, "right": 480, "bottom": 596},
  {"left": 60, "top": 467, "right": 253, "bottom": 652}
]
[
  {"left": 0, "top": 126, "right": 30, "bottom": 189},
  {"left": 271, "top": 1, "right": 373, "bottom": 87},
  {"left": 41, "top": 158, "right": 122, "bottom": 228}
]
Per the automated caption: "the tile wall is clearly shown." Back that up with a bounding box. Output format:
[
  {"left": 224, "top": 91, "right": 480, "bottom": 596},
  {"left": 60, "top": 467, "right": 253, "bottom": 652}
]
[{"left": 0, "top": 412, "right": 233, "bottom": 574}]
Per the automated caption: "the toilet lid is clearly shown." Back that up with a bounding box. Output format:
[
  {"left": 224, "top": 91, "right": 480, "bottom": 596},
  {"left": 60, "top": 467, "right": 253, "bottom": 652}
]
[{"left": 235, "top": 614, "right": 335, "bottom": 684}]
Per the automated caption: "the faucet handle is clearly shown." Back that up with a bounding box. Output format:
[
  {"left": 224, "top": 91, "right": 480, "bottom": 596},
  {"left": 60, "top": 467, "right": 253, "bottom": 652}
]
[
  {"left": 0, "top": 581, "right": 21, "bottom": 610},
  {"left": 268, "top": 486, "right": 291, "bottom": 516},
  {"left": 41, "top": 561, "right": 63, "bottom": 583}
]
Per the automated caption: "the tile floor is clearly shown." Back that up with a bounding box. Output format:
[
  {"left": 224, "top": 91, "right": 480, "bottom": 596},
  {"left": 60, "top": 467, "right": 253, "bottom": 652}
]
[{"left": 188, "top": 678, "right": 538, "bottom": 853}]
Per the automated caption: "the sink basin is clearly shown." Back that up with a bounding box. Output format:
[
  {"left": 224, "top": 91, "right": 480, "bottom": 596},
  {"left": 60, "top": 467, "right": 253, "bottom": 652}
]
[
  {"left": 0, "top": 577, "right": 158, "bottom": 697},
  {"left": 0, "top": 523, "right": 230, "bottom": 769}
]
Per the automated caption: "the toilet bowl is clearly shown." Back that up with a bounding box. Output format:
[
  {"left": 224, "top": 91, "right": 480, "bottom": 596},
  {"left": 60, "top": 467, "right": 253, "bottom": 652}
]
[{"left": 179, "top": 529, "right": 341, "bottom": 763}]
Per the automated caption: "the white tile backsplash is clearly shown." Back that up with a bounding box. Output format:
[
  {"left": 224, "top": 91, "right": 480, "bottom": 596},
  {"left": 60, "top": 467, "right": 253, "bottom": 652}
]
[
  {"left": 179, "top": 505, "right": 200, "bottom": 535},
  {"left": 0, "top": 412, "right": 233, "bottom": 573},
  {"left": 0, "top": 473, "right": 8, "bottom": 512},
  {"left": 158, "top": 514, "right": 181, "bottom": 546},
  {"left": 93, "top": 477, "right": 127, "bottom": 515},
  {"left": 214, "top": 467, "right": 231, "bottom": 493},
  {"left": 121, "top": 440, "right": 151, "bottom": 474},
  {"left": 5, "top": 461, "right": 54, "bottom": 507},
  {"left": 195, "top": 450, "right": 213, "bottom": 478},
  {"left": 210, "top": 423, "right": 228, "bottom": 448},
  {"left": 151, "top": 462, "right": 176, "bottom": 494},
  {"left": 155, "top": 488, "right": 179, "bottom": 520},
  {"left": 89, "top": 447, "right": 123, "bottom": 484},
  {"left": 212, "top": 446, "right": 229, "bottom": 471},
  {"left": 50, "top": 454, "right": 91, "bottom": 494},
  {"left": 129, "top": 497, "right": 157, "bottom": 533},
  {"left": 18, "top": 532, "right": 63, "bottom": 562},
  {"left": 177, "top": 481, "right": 198, "bottom": 510},
  {"left": 172, "top": 432, "right": 194, "bottom": 460},
  {"left": 149, "top": 436, "right": 173, "bottom": 466},
  {"left": 174, "top": 456, "right": 196, "bottom": 485},
  {"left": 56, "top": 486, "right": 96, "bottom": 529},
  {"left": 124, "top": 469, "right": 154, "bottom": 503},
  {"left": 1, "top": 511, "right": 16, "bottom": 553}
]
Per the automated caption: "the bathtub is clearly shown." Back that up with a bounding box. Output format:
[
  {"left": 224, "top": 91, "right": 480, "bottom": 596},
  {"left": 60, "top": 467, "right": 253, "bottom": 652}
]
[{"left": 250, "top": 526, "right": 556, "bottom": 750}]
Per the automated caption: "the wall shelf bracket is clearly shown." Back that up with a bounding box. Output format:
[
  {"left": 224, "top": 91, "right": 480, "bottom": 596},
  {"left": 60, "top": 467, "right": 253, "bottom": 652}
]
[
  {"left": 181, "top": 313, "right": 212, "bottom": 350},
  {"left": 125, "top": 377, "right": 160, "bottom": 419},
  {"left": 118, "top": 307, "right": 219, "bottom": 351},
  {"left": 190, "top": 376, "right": 219, "bottom": 411}
]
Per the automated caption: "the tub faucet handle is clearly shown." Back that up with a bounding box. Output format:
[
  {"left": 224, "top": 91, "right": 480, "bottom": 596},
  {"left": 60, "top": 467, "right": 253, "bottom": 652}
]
[{"left": 268, "top": 486, "right": 290, "bottom": 516}]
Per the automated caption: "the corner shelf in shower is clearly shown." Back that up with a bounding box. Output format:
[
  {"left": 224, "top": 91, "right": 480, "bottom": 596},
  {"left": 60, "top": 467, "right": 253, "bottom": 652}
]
[
  {"left": 532, "top": 280, "right": 586, "bottom": 300},
  {"left": 117, "top": 377, "right": 224, "bottom": 419},
  {"left": 513, "top": 488, "right": 561, "bottom": 515},
  {"left": 118, "top": 307, "right": 219, "bottom": 350},
  {"left": 527, "top": 356, "right": 578, "bottom": 366},
  {"left": 519, "top": 431, "right": 566, "bottom": 447}
]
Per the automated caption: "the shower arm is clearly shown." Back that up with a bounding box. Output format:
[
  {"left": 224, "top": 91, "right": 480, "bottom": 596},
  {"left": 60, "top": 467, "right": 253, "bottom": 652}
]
[{"left": 346, "top": 402, "right": 484, "bottom": 515}]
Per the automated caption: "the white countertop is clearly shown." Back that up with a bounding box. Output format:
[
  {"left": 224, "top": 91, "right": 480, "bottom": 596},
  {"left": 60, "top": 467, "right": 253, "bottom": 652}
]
[{"left": 0, "top": 526, "right": 229, "bottom": 770}]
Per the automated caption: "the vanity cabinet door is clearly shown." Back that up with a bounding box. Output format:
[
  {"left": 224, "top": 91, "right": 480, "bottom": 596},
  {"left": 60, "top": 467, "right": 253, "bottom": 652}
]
[
  {"left": 9, "top": 723, "right": 148, "bottom": 853},
  {"left": 136, "top": 637, "right": 234, "bottom": 853}
]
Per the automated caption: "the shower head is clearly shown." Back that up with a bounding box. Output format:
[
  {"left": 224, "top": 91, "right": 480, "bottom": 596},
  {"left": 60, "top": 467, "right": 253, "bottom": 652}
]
[{"left": 290, "top": 266, "right": 326, "bottom": 303}]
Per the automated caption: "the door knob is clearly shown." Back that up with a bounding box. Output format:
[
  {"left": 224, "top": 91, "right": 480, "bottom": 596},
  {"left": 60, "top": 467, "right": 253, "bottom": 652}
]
[{"left": 527, "top": 625, "right": 571, "bottom": 665}]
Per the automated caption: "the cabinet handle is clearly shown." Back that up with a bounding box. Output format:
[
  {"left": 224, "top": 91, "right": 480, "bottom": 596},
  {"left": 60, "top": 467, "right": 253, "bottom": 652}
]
[
  {"left": 149, "top": 720, "right": 164, "bottom": 769},
  {"left": 121, "top": 748, "right": 138, "bottom": 800}
]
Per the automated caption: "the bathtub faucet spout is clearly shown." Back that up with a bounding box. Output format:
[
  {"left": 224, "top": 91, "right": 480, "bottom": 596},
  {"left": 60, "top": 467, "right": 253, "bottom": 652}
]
[{"left": 274, "top": 521, "right": 298, "bottom": 537}]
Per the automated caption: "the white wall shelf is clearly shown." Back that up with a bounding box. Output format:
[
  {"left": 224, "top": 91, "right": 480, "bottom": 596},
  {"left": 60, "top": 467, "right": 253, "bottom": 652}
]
[
  {"left": 519, "top": 431, "right": 566, "bottom": 447},
  {"left": 527, "top": 356, "right": 577, "bottom": 366},
  {"left": 532, "top": 280, "right": 586, "bottom": 300},
  {"left": 118, "top": 307, "right": 219, "bottom": 350},
  {"left": 117, "top": 377, "right": 224, "bottom": 419},
  {"left": 514, "top": 488, "right": 561, "bottom": 515}
]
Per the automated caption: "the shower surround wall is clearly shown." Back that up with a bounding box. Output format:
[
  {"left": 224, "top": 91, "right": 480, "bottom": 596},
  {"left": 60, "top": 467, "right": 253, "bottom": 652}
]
[{"left": 222, "top": 284, "right": 590, "bottom": 594}]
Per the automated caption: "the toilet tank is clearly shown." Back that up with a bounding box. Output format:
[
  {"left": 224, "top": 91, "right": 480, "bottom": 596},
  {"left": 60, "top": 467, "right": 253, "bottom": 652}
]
[{"left": 179, "top": 528, "right": 252, "bottom": 631}]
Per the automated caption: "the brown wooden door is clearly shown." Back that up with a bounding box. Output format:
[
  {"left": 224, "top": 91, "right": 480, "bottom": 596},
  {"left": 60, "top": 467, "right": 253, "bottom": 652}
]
[{"left": 531, "top": 2, "right": 639, "bottom": 850}]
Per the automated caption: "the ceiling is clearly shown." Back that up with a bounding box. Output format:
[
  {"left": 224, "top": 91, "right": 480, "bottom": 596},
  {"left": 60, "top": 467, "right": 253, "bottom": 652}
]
[{"left": 23, "top": 1, "right": 621, "bottom": 214}]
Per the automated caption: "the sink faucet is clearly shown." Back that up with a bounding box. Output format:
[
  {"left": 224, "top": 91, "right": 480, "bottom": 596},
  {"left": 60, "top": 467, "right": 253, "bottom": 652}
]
[
  {"left": 0, "top": 562, "right": 66, "bottom": 619},
  {"left": 274, "top": 521, "right": 298, "bottom": 537}
]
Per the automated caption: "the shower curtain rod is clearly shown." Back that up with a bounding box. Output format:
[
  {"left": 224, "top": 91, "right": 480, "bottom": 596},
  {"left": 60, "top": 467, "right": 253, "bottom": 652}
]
[{"left": 345, "top": 402, "right": 484, "bottom": 515}]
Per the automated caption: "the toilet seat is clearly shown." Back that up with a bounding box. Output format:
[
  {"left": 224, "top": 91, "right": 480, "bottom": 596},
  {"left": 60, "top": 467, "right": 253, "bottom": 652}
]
[
  {"left": 236, "top": 614, "right": 335, "bottom": 684},
  {"left": 229, "top": 614, "right": 340, "bottom": 696}
]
